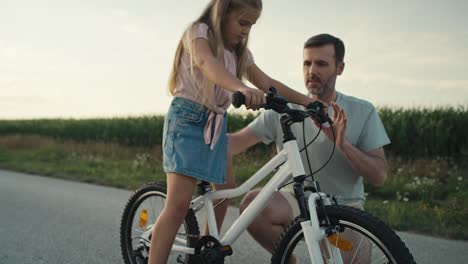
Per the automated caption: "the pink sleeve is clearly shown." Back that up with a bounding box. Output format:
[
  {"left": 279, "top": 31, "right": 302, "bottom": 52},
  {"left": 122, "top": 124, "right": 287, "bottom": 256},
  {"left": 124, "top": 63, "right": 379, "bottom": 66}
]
[
  {"left": 182, "top": 23, "right": 209, "bottom": 52},
  {"left": 247, "top": 48, "right": 255, "bottom": 66},
  {"left": 187, "top": 23, "right": 209, "bottom": 41}
]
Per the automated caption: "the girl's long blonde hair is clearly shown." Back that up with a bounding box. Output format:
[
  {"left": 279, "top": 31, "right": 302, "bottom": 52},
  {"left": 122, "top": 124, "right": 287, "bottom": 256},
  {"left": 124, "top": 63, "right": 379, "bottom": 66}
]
[{"left": 167, "top": 0, "right": 262, "bottom": 107}]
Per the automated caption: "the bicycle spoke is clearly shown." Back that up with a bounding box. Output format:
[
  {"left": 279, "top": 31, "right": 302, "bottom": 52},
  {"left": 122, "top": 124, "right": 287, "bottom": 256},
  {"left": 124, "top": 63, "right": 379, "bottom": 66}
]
[
  {"left": 132, "top": 227, "right": 144, "bottom": 234},
  {"left": 151, "top": 197, "right": 158, "bottom": 221},
  {"left": 333, "top": 234, "right": 339, "bottom": 261},
  {"left": 272, "top": 207, "right": 414, "bottom": 264},
  {"left": 350, "top": 234, "right": 364, "bottom": 263},
  {"left": 371, "top": 254, "right": 390, "bottom": 264},
  {"left": 121, "top": 182, "right": 200, "bottom": 264}
]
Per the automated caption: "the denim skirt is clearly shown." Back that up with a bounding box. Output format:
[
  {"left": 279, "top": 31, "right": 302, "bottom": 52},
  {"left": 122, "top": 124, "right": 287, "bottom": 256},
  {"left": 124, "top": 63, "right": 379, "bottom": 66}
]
[{"left": 162, "top": 97, "right": 227, "bottom": 184}]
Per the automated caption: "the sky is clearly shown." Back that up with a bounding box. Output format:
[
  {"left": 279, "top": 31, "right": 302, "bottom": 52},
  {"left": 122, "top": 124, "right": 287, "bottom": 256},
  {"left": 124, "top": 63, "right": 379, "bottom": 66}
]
[{"left": 1, "top": 0, "right": 467, "bottom": 119}]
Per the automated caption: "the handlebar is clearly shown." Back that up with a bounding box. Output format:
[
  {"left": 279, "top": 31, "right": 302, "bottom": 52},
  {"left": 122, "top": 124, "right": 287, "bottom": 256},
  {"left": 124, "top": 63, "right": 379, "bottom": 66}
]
[{"left": 232, "top": 87, "right": 331, "bottom": 124}]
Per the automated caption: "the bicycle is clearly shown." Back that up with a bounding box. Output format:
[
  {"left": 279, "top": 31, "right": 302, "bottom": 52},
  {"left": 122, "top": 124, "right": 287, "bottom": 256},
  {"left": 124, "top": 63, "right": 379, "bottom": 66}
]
[{"left": 120, "top": 88, "right": 415, "bottom": 263}]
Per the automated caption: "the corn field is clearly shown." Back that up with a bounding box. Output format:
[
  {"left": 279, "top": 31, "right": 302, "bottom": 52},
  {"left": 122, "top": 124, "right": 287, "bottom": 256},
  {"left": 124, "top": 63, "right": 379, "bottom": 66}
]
[
  {"left": 379, "top": 107, "right": 468, "bottom": 158},
  {"left": 1, "top": 107, "right": 467, "bottom": 159}
]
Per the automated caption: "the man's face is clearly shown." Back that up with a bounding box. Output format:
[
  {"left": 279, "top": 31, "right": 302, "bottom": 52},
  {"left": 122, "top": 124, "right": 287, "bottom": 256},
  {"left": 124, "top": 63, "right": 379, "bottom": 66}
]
[{"left": 303, "top": 44, "right": 344, "bottom": 97}]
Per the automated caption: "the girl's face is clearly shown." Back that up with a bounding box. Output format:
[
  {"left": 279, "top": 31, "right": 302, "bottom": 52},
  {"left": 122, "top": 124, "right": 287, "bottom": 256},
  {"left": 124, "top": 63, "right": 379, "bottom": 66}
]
[{"left": 222, "top": 8, "right": 260, "bottom": 50}]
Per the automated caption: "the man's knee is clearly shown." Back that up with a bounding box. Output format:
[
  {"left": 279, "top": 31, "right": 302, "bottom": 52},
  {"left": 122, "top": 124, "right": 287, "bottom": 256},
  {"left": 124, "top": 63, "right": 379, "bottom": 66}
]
[
  {"left": 241, "top": 191, "right": 292, "bottom": 224},
  {"left": 239, "top": 189, "right": 261, "bottom": 213}
]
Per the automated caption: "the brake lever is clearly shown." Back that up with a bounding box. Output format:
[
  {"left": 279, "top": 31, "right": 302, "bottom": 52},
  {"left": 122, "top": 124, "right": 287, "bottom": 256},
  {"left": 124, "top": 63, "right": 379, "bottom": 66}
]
[{"left": 307, "top": 101, "right": 331, "bottom": 124}]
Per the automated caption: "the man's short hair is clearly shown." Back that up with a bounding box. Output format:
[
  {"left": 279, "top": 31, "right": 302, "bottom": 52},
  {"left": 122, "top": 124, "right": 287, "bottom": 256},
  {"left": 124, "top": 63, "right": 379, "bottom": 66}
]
[{"left": 304, "top": 34, "right": 345, "bottom": 64}]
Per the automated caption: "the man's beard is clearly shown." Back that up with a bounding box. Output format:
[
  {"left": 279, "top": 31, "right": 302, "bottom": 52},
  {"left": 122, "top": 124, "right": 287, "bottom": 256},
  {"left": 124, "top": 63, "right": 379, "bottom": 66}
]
[
  {"left": 308, "top": 82, "right": 331, "bottom": 97},
  {"left": 309, "top": 85, "right": 325, "bottom": 96},
  {"left": 308, "top": 75, "right": 336, "bottom": 98},
  {"left": 307, "top": 74, "right": 333, "bottom": 97}
]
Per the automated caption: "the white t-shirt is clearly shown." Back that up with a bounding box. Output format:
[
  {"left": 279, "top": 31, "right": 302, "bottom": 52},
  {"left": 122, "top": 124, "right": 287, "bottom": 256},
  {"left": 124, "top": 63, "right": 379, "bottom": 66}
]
[{"left": 248, "top": 92, "right": 390, "bottom": 204}]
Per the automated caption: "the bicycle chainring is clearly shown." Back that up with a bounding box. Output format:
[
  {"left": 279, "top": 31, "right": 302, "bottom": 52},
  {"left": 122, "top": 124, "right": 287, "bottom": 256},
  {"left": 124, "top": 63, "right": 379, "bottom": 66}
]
[{"left": 193, "top": 235, "right": 232, "bottom": 264}]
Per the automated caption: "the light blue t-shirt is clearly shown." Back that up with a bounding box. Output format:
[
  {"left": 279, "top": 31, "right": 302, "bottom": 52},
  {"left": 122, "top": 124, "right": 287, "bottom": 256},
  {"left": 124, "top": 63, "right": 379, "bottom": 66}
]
[{"left": 248, "top": 92, "right": 390, "bottom": 204}]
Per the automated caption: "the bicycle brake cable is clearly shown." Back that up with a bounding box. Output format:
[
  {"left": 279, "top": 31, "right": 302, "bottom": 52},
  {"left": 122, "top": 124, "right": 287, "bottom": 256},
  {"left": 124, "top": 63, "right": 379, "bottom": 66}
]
[
  {"left": 278, "top": 111, "right": 317, "bottom": 191},
  {"left": 299, "top": 110, "right": 322, "bottom": 153},
  {"left": 276, "top": 109, "right": 336, "bottom": 190},
  {"left": 301, "top": 118, "right": 319, "bottom": 182},
  {"left": 277, "top": 180, "right": 296, "bottom": 191},
  {"left": 311, "top": 121, "right": 336, "bottom": 176},
  {"left": 299, "top": 117, "right": 337, "bottom": 185},
  {"left": 299, "top": 117, "right": 335, "bottom": 226}
]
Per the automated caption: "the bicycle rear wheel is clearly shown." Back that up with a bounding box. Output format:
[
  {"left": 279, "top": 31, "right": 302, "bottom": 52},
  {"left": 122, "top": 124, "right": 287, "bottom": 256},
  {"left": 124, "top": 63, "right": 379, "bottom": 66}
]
[
  {"left": 271, "top": 205, "right": 415, "bottom": 264},
  {"left": 120, "top": 181, "right": 200, "bottom": 264}
]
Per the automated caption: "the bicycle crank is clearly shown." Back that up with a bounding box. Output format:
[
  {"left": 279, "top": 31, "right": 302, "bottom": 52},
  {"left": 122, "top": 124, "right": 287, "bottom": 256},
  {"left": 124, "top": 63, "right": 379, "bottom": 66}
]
[{"left": 193, "top": 235, "right": 233, "bottom": 264}]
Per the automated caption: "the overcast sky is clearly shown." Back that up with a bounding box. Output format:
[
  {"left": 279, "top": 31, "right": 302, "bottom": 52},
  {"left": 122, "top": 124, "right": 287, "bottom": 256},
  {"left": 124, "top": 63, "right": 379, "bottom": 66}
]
[{"left": 1, "top": 0, "right": 467, "bottom": 119}]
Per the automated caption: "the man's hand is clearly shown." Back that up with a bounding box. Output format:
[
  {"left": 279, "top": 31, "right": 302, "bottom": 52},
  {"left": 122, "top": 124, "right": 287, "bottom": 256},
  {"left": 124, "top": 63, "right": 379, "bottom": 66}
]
[{"left": 314, "top": 102, "right": 347, "bottom": 149}]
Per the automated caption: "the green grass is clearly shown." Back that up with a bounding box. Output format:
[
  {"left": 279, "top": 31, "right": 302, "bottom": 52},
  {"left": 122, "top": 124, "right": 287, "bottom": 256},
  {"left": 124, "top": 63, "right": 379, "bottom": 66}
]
[
  {"left": 0, "top": 135, "right": 467, "bottom": 240},
  {"left": 366, "top": 200, "right": 468, "bottom": 240},
  {"left": 0, "top": 135, "right": 166, "bottom": 188},
  {"left": 1, "top": 107, "right": 467, "bottom": 159}
]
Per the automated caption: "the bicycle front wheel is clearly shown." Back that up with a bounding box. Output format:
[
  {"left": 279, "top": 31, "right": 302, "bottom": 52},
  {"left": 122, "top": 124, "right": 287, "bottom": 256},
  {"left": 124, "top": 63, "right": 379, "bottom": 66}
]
[
  {"left": 271, "top": 205, "right": 415, "bottom": 264},
  {"left": 120, "top": 181, "right": 200, "bottom": 264}
]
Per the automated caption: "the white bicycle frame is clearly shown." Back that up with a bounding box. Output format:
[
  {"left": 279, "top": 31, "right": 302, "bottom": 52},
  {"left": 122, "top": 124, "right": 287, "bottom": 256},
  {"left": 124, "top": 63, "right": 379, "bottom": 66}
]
[{"left": 142, "top": 139, "right": 343, "bottom": 264}]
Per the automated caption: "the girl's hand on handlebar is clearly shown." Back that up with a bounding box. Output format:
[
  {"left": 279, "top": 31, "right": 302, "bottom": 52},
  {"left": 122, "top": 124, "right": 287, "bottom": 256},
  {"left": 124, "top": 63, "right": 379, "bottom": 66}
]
[{"left": 237, "top": 86, "right": 266, "bottom": 109}]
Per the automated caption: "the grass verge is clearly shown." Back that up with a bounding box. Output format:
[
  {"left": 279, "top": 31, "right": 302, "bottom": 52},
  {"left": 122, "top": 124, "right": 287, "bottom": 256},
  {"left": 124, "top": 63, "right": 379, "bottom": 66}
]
[{"left": 0, "top": 135, "right": 466, "bottom": 240}]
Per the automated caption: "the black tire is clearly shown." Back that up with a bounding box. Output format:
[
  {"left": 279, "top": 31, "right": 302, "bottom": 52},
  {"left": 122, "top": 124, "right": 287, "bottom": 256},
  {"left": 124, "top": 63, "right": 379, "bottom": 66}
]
[
  {"left": 120, "top": 181, "right": 200, "bottom": 264},
  {"left": 272, "top": 205, "right": 415, "bottom": 264}
]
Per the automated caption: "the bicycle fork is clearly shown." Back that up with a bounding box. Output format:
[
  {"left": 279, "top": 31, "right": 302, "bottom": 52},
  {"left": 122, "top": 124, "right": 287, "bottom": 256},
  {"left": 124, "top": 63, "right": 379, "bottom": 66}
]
[{"left": 301, "top": 193, "right": 343, "bottom": 264}]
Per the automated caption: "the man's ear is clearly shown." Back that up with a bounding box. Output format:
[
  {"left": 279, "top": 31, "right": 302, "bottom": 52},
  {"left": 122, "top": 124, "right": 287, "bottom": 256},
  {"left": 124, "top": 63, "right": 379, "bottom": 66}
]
[{"left": 337, "top": 62, "right": 345, "bottom": 75}]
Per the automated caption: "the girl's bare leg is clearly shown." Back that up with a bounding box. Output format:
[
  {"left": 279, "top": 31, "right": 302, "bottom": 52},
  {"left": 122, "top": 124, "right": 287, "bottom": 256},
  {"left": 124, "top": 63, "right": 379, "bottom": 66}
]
[{"left": 148, "top": 172, "right": 197, "bottom": 264}]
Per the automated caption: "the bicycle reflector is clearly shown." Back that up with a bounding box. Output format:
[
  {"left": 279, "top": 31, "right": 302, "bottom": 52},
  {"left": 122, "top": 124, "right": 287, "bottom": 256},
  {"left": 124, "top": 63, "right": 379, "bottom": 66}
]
[
  {"left": 139, "top": 209, "right": 148, "bottom": 228},
  {"left": 327, "top": 233, "right": 353, "bottom": 251}
]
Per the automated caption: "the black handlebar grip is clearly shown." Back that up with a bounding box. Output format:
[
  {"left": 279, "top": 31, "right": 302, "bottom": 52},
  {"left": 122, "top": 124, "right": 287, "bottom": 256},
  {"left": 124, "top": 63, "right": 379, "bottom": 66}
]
[{"left": 232, "top": 91, "right": 245, "bottom": 108}]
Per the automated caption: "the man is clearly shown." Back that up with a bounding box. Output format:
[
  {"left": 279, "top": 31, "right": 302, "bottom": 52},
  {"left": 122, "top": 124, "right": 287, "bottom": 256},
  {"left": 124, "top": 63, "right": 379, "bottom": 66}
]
[{"left": 228, "top": 33, "right": 390, "bottom": 258}]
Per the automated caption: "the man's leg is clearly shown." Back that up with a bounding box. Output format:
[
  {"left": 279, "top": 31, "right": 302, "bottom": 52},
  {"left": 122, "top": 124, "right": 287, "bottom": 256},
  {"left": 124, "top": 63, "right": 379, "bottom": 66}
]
[
  {"left": 207, "top": 144, "right": 236, "bottom": 235},
  {"left": 239, "top": 189, "right": 295, "bottom": 253},
  {"left": 208, "top": 157, "right": 236, "bottom": 234}
]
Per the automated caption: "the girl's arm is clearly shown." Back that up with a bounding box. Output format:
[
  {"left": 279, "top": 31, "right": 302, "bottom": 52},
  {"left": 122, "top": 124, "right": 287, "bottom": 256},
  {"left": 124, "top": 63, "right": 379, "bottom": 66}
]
[
  {"left": 247, "top": 63, "right": 313, "bottom": 106},
  {"left": 193, "top": 38, "right": 265, "bottom": 107}
]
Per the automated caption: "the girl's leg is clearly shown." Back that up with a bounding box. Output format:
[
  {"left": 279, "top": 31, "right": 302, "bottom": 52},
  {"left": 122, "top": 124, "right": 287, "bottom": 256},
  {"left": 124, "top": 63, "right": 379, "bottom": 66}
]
[
  {"left": 148, "top": 172, "right": 197, "bottom": 264},
  {"left": 206, "top": 145, "right": 236, "bottom": 234}
]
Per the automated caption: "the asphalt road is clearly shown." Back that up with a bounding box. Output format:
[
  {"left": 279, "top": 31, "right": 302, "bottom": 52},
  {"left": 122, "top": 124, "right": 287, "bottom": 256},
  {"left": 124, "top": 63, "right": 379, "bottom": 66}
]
[{"left": 1, "top": 170, "right": 467, "bottom": 263}]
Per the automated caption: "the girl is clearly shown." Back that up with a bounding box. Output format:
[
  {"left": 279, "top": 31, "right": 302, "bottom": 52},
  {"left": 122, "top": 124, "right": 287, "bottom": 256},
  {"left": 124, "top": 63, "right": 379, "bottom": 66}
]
[{"left": 149, "top": 0, "right": 313, "bottom": 262}]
